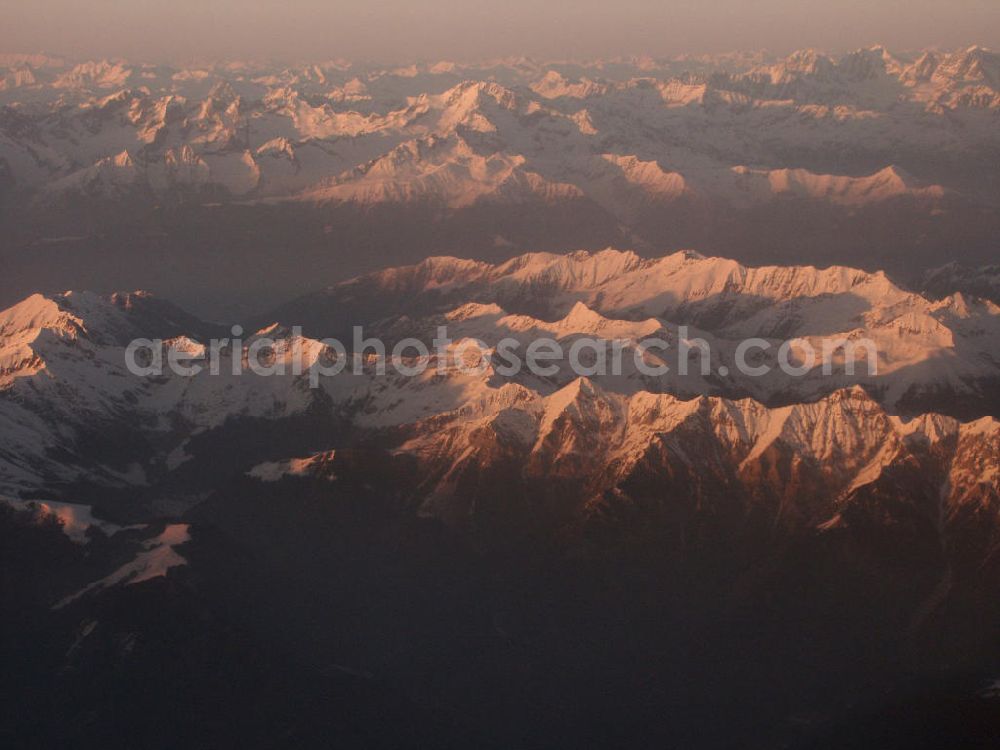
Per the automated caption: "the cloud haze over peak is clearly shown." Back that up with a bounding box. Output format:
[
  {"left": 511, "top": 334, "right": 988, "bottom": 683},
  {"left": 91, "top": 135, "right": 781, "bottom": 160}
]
[{"left": 4, "top": 0, "right": 1000, "bottom": 62}]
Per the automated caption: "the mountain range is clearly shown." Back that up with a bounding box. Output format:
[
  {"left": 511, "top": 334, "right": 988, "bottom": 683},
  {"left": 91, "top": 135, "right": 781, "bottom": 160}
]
[
  {"left": 2, "top": 46, "right": 999, "bottom": 318},
  {"left": 1, "top": 247, "right": 997, "bottom": 553},
  {"left": 4, "top": 46, "right": 1000, "bottom": 747},
  {"left": 4, "top": 247, "right": 1000, "bottom": 747}
]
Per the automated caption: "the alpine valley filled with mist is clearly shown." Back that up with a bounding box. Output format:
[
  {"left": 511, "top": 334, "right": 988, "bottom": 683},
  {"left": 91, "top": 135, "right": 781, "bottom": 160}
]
[{"left": 2, "top": 39, "right": 1000, "bottom": 749}]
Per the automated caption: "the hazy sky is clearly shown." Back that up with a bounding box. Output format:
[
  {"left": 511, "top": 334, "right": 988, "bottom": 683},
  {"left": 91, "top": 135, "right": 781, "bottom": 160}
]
[{"left": 4, "top": 0, "right": 1000, "bottom": 63}]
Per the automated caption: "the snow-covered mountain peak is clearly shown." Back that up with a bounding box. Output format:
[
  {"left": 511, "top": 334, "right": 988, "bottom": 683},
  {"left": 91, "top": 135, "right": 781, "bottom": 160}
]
[
  {"left": 0, "top": 292, "right": 82, "bottom": 338},
  {"left": 54, "top": 59, "right": 133, "bottom": 89},
  {"left": 429, "top": 80, "right": 524, "bottom": 132},
  {"left": 534, "top": 376, "right": 621, "bottom": 450},
  {"left": 372, "top": 255, "right": 492, "bottom": 292},
  {"left": 938, "top": 45, "right": 1000, "bottom": 85},
  {"left": 562, "top": 300, "right": 609, "bottom": 326},
  {"left": 0, "top": 291, "right": 140, "bottom": 387},
  {"left": 0, "top": 290, "right": 214, "bottom": 363},
  {"left": 0, "top": 290, "right": 148, "bottom": 345},
  {"left": 767, "top": 48, "right": 836, "bottom": 82},
  {"left": 494, "top": 247, "right": 646, "bottom": 289}
]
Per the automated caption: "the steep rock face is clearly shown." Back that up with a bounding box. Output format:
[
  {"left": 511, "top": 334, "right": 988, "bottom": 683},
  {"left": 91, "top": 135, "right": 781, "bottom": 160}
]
[{"left": 377, "top": 378, "right": 998, "bottom": 552}]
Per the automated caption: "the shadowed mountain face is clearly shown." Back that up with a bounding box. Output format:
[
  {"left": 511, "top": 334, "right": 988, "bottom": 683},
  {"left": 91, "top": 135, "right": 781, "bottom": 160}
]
[{"left": 2, "top": 46, "right": 1000, "bottom": 318}]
